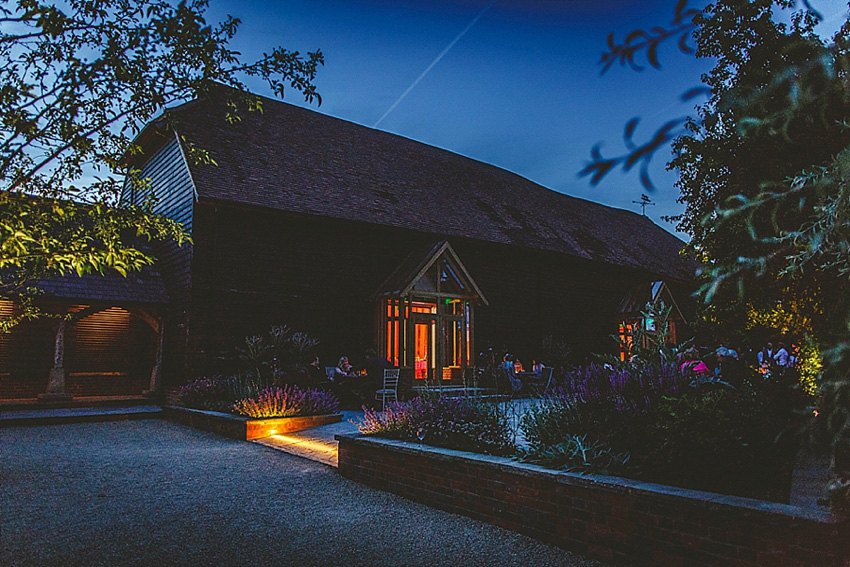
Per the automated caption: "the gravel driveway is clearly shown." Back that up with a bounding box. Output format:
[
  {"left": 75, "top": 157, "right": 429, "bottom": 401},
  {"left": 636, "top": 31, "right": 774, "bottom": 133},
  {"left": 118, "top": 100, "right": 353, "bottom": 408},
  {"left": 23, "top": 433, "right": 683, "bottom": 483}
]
[{"left": 1, "top": 420, "right": 610, "bottom": 567}]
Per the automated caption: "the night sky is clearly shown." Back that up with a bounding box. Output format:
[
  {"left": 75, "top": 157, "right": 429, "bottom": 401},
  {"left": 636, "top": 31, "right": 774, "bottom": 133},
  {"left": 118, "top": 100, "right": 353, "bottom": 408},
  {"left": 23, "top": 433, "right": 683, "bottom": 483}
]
[{"left": 211, "top": 0, "right": 848, "bottom": 239}]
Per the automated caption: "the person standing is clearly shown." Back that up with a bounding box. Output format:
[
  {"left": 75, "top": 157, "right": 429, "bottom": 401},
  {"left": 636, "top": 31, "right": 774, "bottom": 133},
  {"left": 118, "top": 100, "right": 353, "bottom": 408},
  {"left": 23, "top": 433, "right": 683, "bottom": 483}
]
[
  {"left": 774, "top": 342, "right": 790, "bottom": 367},
  {"left": 758, "top": 342, "right": 775, "bottom": 368}
]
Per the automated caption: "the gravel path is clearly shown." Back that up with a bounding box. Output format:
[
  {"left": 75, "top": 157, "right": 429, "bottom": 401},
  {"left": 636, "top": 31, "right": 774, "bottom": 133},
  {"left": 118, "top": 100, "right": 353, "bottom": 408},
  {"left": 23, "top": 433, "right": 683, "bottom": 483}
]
[{"left": 1, "top": 420, "right": 611, "bottom": 567}]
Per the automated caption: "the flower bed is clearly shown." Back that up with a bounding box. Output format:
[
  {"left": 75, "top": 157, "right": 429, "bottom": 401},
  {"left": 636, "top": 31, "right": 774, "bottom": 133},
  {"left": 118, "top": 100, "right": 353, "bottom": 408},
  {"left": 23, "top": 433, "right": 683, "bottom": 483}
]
[
  {"left": 164, "top": 405, "right": 342, "bottom": 441},
  {"left": 169, "top": 376, "right": 341, "bottom": 440},
  {"left": 336, "top": 433, "right": 849, "bottom": 567}
]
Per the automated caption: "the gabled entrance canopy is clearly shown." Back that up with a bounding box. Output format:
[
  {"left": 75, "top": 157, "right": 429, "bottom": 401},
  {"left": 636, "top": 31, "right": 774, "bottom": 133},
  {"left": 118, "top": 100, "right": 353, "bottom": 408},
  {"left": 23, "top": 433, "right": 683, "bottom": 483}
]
[
  {"left": 373, "top": 241, "right": 486, "bottom": 382},
  {"left": 616, "top": 280, "right": 688, "bottom": 361},
  {"left": 374, "top": 241, "right": 488, "bottom": 305}
]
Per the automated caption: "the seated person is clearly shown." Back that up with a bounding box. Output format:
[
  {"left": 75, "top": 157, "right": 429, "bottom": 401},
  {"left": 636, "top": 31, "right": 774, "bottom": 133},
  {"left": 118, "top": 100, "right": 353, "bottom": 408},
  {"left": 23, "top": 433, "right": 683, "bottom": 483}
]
[
  {"left": 335, "top": 356, "right": 355, "bottom": 379},
  {"left": 306, "top": 354, "right": 326, "bottom": 387},
  {"left": 331, "top": 355, "right": 361, "bottom": 408},
  {"left": 361, "top": 348, "right": 392, "bottom": 393},
  {"left": 679, "top": 347, "right": 710, "bottom": 376},
  {"left": 499, "top": 353, "right": 522, "bottom": 394},
  {"left": 532, "top": 359, "right": 544, "bottom": 376}
]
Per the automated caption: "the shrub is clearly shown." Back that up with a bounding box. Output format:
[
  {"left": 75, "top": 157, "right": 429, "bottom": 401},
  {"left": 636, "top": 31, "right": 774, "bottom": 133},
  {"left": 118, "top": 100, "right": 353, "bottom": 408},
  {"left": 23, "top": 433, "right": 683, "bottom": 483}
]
[
  {"left": 232, "top": 385, "right": 339, "bottom": 418},
  {"left": 356, "top": 395, "right": 515, "bottom": 456},
  {"left": 520, "top": 361, "right": 801, "bottom": 500},
  {"left": 639, "top": 387, "right": 798, "bottom": 500},
  {"left": 177, "top": 375, "right": 267, "bottom": 412},
  {"left": 518, "top": 434, "right": 632, "bottom": 475},
  {"left": 523, "top": 362, "right": 689, "bottom": 453},
  {"left": 236, "top": 325, "right": 319, "bottom": 382}
]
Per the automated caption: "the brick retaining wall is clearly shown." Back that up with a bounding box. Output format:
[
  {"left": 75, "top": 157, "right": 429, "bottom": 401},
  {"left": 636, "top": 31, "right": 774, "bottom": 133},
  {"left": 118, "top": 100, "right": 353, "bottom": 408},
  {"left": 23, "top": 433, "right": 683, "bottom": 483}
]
[
  {"left": 164, "top": 406, "right": 342, "bottom": 440},
  {"left": 336, "top": 434, "right": 849, "bottom": 567}
]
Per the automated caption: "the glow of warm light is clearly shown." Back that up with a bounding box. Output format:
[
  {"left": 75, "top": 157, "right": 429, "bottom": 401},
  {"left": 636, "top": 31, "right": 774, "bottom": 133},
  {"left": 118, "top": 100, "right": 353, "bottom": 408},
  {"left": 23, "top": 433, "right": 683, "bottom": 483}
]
[
  {"left": 813, "top": 409, "right": 820, "bottom": 417},
  {"left": 268, "top": 435, "right": 338, "bottom": 454}
]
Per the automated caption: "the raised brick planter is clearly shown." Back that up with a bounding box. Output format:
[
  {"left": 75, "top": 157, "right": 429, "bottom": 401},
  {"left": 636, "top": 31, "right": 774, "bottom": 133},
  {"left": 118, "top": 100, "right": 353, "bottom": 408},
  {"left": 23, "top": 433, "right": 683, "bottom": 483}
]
[
  {"left": 164, "top": 406, "right": 342, "bottom": 440},
  {"left": 336, "top": 434, "right": 849, "bottom": 567}
]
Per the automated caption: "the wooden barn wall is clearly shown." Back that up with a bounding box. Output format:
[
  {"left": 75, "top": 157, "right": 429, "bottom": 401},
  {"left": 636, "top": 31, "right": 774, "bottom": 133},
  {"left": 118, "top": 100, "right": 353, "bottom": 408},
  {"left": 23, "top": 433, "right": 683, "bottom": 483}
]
[
  {"left": 452, "top": 241, "right": 638, "bottom": 364},
  {"left": 121, "top": 135, "right": 195, "bottom": 233},
  {"left": 180, "top": 203, "right": 657, "bottom": 382},
  {"left": 123, "top": 134, "right": 196, "bottom": 387}
]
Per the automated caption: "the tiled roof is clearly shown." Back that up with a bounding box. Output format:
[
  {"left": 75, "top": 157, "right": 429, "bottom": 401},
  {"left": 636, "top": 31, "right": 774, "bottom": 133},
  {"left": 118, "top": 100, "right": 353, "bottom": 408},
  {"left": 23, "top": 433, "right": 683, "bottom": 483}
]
[
  {"left": 169, "top": 90, "right": 693, "bottom": 281},
  {"left": 34, "top": 269, "right": 168, "bottom": 304}
]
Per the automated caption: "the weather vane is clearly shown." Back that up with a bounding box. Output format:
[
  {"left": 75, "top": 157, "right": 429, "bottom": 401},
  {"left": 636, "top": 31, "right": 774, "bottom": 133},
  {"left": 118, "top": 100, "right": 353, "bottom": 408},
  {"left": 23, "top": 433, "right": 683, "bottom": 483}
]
[{"left": 632, "top": 194, "right": 655, "bottom": 216}]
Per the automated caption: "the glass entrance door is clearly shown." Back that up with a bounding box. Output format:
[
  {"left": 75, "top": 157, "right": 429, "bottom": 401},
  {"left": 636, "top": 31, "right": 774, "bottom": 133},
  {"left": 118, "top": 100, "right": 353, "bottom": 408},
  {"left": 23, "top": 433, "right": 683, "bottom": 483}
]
[{"left": 413, "top": 316, "right": 436, "bottom": 381}]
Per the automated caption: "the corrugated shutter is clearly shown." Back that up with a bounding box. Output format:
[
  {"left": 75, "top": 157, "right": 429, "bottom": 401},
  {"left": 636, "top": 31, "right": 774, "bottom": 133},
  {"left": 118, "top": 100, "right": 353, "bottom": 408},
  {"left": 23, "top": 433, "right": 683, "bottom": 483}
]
[
  {"left": 0, "top": 301, "right": 55, "bottom": 399},
  {"left": 0, "top": 299, "right": 14, "bottom": 378},
  {"left": 66, "top": 307, "right": 155, "bottom": 396}
]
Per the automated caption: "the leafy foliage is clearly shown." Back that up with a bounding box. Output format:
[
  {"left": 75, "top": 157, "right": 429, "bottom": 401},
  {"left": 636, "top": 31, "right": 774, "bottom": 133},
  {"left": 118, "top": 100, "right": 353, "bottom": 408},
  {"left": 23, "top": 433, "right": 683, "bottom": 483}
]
[
  {"left": 236, "top": 325, "right": 319, "bottom": 382},
  {"left": 521, "top": 363, "right": 688, "bottom": 454},
  {"left": 599, "top": 0, "right": 699, "bottom": 73},
  {"left": 178, "top": 376, "right": 338, "bottom": 417},
  {"left": 603, "top": 301, "right": 689, "bottom": 369},
  {"left": 640, "top": 389, "right": 798, "bottom": 498},
  {"left": 356, "top": 395, "right": 516, "bottom": 456},
  {"left": 584, "top": 0, "right": 828, "bottom": 191},
  {"left": 666, "top": 0, "right": 850, "bottom": 502},
  {"left": 1, "top": 0, "right": 323, "bottom": 325}
]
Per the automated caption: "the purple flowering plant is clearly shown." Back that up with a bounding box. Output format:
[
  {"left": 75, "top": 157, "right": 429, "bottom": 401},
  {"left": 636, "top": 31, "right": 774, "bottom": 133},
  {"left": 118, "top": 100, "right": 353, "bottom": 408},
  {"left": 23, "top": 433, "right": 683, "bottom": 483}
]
[
  {"left": 178, "top": 375, "right": 338, "bottom": 417},
  {"left": 356, "top": 394, "right": 515, "bottom": 456},
  {"left": 232, "top": 384, "right": 339, "bottom": 418}
]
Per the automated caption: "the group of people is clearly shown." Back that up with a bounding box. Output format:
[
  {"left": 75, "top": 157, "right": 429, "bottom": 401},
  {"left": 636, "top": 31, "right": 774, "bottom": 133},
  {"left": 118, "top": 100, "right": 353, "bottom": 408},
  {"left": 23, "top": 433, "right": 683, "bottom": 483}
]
[
  {"left": 757, "top": 341, "right": 797, "bottom": 370},
  {"left": 498, "top": 353, "right": 546, "bottom": 395},
  {"left": 306, "top": 348, "right": 393, "bottom": 407},
  {"left": 677, "top": 338, "right": 799, "bottom": 381}
]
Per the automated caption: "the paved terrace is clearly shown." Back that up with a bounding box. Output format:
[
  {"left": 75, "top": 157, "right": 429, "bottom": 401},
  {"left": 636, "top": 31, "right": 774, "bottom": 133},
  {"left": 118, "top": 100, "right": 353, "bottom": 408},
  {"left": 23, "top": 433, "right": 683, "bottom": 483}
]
[{"left": 0, "top": 419, "right": 609, "bottom": 567}]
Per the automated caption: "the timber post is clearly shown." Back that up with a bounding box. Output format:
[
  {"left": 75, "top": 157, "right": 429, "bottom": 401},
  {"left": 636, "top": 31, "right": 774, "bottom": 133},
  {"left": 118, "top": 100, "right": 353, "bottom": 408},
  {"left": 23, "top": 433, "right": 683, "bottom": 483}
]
[{"left": 39, "top": 317, "right": 72, "bottom": 402}]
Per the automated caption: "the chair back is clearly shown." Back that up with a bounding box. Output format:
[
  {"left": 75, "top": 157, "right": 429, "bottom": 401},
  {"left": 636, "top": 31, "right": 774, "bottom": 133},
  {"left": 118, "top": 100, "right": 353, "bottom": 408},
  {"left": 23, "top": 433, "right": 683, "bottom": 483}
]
[
  {"left": 382, "top": 368, "right": 400, "bottom": 390},
  {"left": 541, "top": 366, "right": 554, "bottom": 391},
  {"left": 325, "top": 366, "right": 336, "bottom": 380}
]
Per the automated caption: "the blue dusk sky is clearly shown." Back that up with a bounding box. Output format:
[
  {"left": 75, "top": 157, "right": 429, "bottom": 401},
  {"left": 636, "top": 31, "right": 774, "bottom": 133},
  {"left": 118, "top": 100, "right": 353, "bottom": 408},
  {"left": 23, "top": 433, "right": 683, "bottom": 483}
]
[{"left": 209, "top": 0, "right": 849, "bottom": 239}]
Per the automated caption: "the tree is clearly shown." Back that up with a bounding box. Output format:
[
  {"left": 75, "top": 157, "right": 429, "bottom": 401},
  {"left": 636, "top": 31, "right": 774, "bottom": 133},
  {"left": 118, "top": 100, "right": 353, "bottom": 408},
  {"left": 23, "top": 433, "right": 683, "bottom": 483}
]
[
  {"left": 0, "top": 0, "right": 323, "bottom": 328},
  {"left": 668, "top": 0, "right": 850, "bottom": 507}
]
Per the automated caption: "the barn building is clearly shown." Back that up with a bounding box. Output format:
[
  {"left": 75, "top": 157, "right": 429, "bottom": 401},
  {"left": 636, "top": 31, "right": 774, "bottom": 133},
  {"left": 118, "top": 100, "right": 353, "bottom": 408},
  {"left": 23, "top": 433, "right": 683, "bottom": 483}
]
[{"left": 1, "top": 89, "right": 693, "bottom": 401}]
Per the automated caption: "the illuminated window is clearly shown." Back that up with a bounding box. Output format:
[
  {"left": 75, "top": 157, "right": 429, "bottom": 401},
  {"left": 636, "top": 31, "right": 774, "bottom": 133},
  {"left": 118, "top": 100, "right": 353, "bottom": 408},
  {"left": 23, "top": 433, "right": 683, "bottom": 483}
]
[{"left": 374, "top": 242, "right": 487, "bottom": 383}]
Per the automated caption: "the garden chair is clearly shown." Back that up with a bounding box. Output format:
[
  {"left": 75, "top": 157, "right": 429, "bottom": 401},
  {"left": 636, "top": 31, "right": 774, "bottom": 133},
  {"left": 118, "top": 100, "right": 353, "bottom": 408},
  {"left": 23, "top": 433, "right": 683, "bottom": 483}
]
[
  {"left": 375, "top": 368, "right": 400, "bottom": 410},
  {"left": 528, "top": 366, "right": 555, "bottom": 397}
]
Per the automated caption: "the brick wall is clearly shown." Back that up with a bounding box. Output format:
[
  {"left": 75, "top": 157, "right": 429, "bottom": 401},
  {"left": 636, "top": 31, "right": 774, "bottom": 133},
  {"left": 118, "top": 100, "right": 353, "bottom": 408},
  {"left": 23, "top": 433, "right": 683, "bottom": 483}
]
[{"left": 337, "top": 435, "right": 850, "bottom": 567}]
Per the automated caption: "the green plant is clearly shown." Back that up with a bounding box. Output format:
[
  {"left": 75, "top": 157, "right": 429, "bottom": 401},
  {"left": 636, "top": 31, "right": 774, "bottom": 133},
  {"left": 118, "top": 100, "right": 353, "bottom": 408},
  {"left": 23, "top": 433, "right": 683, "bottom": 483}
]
[
  {"left": 236, "top": 325, "right": 319, "bottom": 381},
  {"left": 541, "top": 334, "right": 572, "bottom": 370},
  {"left": 640, "top": 388, "right": 797, "bottom": 500},
  {"left": 1, "top": 0, "right": 323, "bottom": 328},
  {"left": 602, "top": 301, "right": 691, "bottom": 370},
  {"left": 519, "top": 434, "right": 632, "bottom": 475}
]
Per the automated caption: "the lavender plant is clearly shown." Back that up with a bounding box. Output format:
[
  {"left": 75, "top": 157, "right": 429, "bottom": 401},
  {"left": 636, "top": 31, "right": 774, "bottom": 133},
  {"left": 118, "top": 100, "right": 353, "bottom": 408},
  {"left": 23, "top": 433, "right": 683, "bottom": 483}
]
[
  {"left": 232, "top": 385, "right": 339, "bottom": 418},
  {"left": 356, "top": 395, "right": 515, "bottom": 456}
]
